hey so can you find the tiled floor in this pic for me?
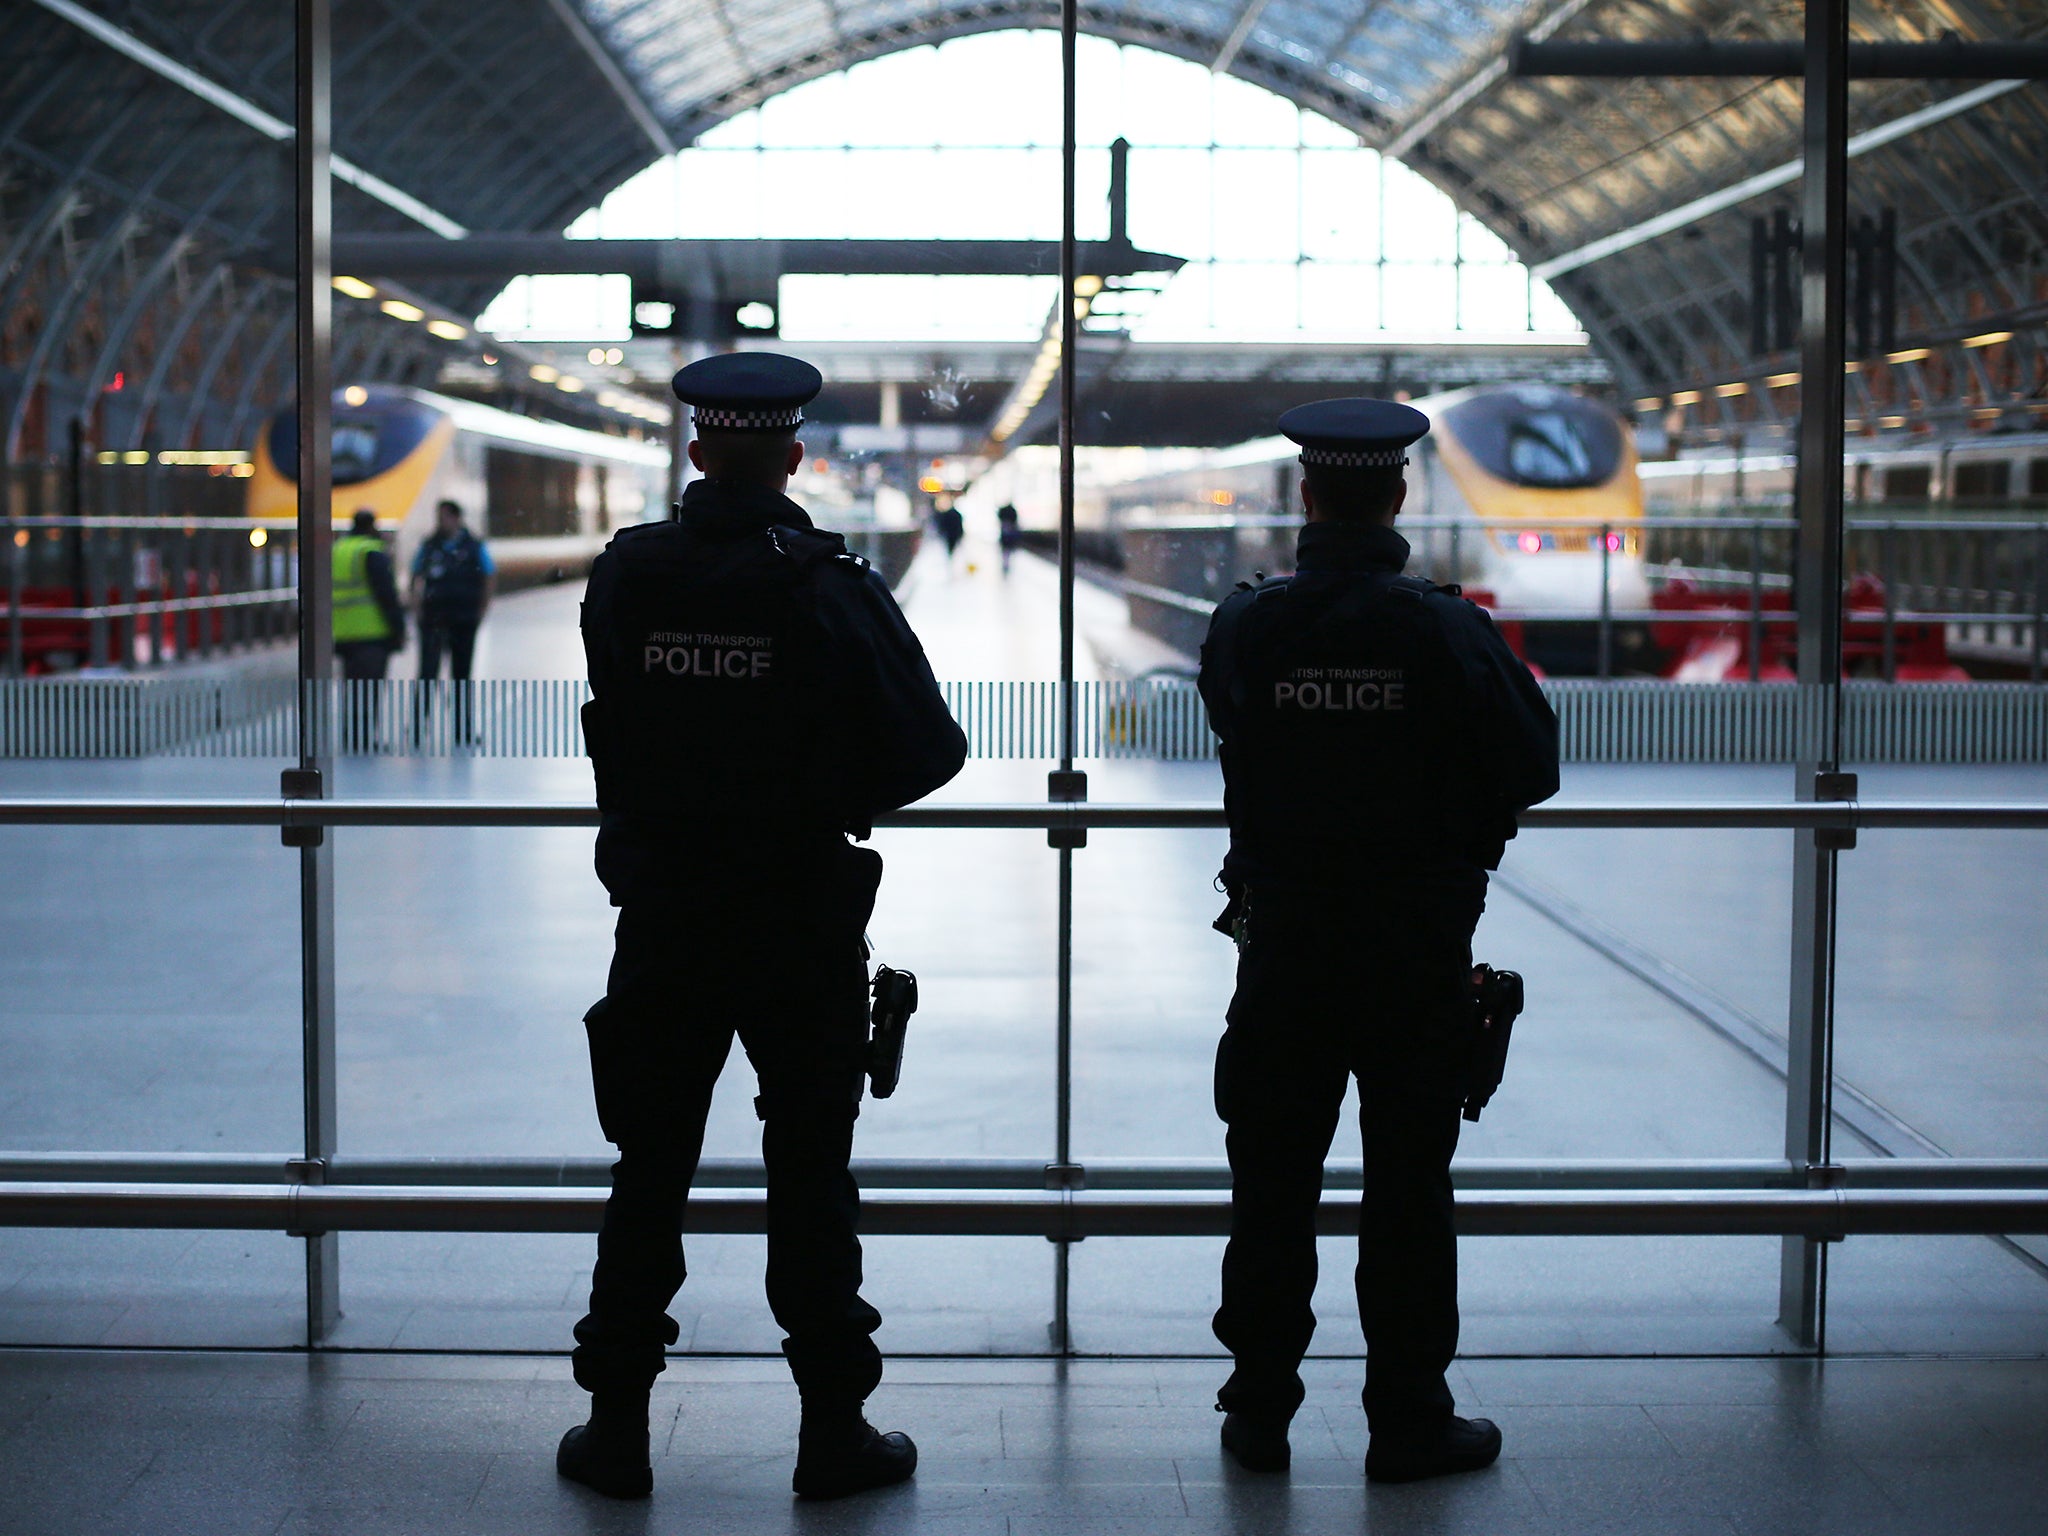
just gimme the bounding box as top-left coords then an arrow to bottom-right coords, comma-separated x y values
3,1349 -> 2045,1535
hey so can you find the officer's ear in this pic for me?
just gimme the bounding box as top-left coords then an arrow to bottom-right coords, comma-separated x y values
1387,478 -> 1409,520
785,439 -> 805,477
1299,477 -> 1317,520
686,439 -> 707,473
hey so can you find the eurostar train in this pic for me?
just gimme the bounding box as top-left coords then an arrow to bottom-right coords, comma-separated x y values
1093,385 -> 1649,673
248,385 -> 668,586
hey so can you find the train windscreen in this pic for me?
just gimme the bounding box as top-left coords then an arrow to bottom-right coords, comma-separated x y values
266,391 -> 439,485
1441,390 -> 1623,490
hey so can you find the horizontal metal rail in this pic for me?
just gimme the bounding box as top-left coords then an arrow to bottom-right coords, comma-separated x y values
0,587 -> 299,621
1,798 -> 2046,830
3,1181 -> 2043,1239
5,1153 -> 2045,1192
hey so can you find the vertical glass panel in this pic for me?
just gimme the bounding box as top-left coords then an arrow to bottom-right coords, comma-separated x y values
1380,162 -> 1458,261
1128,147 -> 1217,262
1460,262 -> 1531,330
1209,152 -> 1299,262
1301,149 -> 1382,261
1382,262 -> 1458,327
1300,262 -> 1381,332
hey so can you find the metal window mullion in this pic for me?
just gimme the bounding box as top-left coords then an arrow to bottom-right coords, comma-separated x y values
1780,0 -> 1850,1355
294,0 -> 339,1351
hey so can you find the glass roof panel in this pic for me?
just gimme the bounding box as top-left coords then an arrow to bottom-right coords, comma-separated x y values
576,0 -> 1549,143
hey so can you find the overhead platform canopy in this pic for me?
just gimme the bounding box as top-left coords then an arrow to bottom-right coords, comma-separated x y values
2,0 -> 2042,461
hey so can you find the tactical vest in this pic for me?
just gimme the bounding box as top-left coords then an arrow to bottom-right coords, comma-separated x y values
332,535 -> 392,643
1222,569 -> 1487,878
586,521 -> 862,839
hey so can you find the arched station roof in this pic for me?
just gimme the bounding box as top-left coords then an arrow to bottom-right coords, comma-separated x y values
3,0 -> 2044,463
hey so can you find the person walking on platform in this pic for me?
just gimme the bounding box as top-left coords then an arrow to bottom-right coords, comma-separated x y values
409,499 -> 494,743
331,508 -> 405,750
561,352 -> 967,1503
996,502 -> 1022,575
931,502 -> 964,570
1198,399 -> 1558,1484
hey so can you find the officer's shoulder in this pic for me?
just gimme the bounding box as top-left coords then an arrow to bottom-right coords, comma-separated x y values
1216,572 -> 1289,615
602,519 -> 677,556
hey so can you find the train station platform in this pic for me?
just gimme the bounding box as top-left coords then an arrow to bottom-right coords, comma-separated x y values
4,529 -> 2047,1533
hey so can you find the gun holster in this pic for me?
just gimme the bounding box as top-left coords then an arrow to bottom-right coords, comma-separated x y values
867,965 -> 919,1100
1463,964 -> 1525,1123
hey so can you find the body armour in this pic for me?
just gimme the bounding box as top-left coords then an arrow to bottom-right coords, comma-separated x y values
580,479 -> 966,905
1198,520 -> 1558,891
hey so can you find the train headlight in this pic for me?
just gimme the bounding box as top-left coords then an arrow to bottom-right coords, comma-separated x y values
1518,532 -> 1543,554
249,528 -> 268,548
1604,532 -> 1623,552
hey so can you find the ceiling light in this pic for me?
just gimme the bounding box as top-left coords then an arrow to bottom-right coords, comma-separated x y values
588,347 -> 607,365
341,384 -> 368,407
557,376 -> 584,392
1668,390 -> 1701,406
1073,275 -> 1103,298
333,276 -> 377,299
379,299 -> 424,322
1715,382 -> 1749,397
605,347 -> 624,365
1765,371 -> 1800,388
529,364 -> 559,383
1879,414 -> 1906,428
1885,347 -> 1931,364
1963,330 -> 2013,348
426,319 -> 467,340
1633,397 -> 1662,411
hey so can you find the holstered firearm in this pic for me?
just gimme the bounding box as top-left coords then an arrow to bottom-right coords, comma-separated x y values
1463,964 -> 1525,1123
867,965 -> 919,1099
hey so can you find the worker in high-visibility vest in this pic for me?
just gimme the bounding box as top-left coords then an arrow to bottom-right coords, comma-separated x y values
332,508 -> 405,681
332,509 -> 406,752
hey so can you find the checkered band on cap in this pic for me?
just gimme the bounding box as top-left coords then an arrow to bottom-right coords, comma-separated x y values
692,405 -> 804,430
1298,446 -> 1409,467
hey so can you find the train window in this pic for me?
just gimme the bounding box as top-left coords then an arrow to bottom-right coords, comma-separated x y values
332,423 -> 378,484
1882,465 -> 1931,503
1507,415 -> 1601,485
2030,459 -> 2048,498
485,447 -> 581,538
1441,389 -> 1622,489
1951,461 -> 2010,504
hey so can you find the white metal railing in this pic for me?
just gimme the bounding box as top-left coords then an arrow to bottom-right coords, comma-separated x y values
4,676 -> 2047,763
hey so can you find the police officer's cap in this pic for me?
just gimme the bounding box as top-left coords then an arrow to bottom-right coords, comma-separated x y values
671,352 -> 822,432
1278,397 -> 1429,468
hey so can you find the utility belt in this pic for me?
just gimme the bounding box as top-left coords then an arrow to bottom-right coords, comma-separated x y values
1212,882 -> 1526,1122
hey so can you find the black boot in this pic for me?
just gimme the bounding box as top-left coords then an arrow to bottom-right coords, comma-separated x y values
1220,1410 -> 1292,1473
1365,1414 -> 1502,1484
557,1389 -> 653,1500
792,1405 -> 917,1500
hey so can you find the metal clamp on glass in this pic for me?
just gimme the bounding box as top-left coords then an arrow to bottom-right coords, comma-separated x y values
1044,1161 -> 1086,1246
280,767 -> 324,847
1815,769 -> 1858,851
1048,768 -> 1087,848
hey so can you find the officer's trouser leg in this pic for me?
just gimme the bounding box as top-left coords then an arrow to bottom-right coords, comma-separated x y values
1212,1011 -> 1348,1421
742,944 -> 883,1408
1353,888 -> 1478,1436
572,992 -> 731,1395
1354,1072 -> 1463,1434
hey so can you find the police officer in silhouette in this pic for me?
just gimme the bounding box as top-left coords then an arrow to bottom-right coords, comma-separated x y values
560,353 -> 967,1502
1198,398 -> 1557,1484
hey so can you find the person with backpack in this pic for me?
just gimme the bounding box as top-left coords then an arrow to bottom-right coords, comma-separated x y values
409,499 -> 494,742
560,352 -> 966,1503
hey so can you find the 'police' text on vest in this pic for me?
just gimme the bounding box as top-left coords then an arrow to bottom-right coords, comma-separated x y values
643,631 -> 774,679
1274,666 -> 1406,712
